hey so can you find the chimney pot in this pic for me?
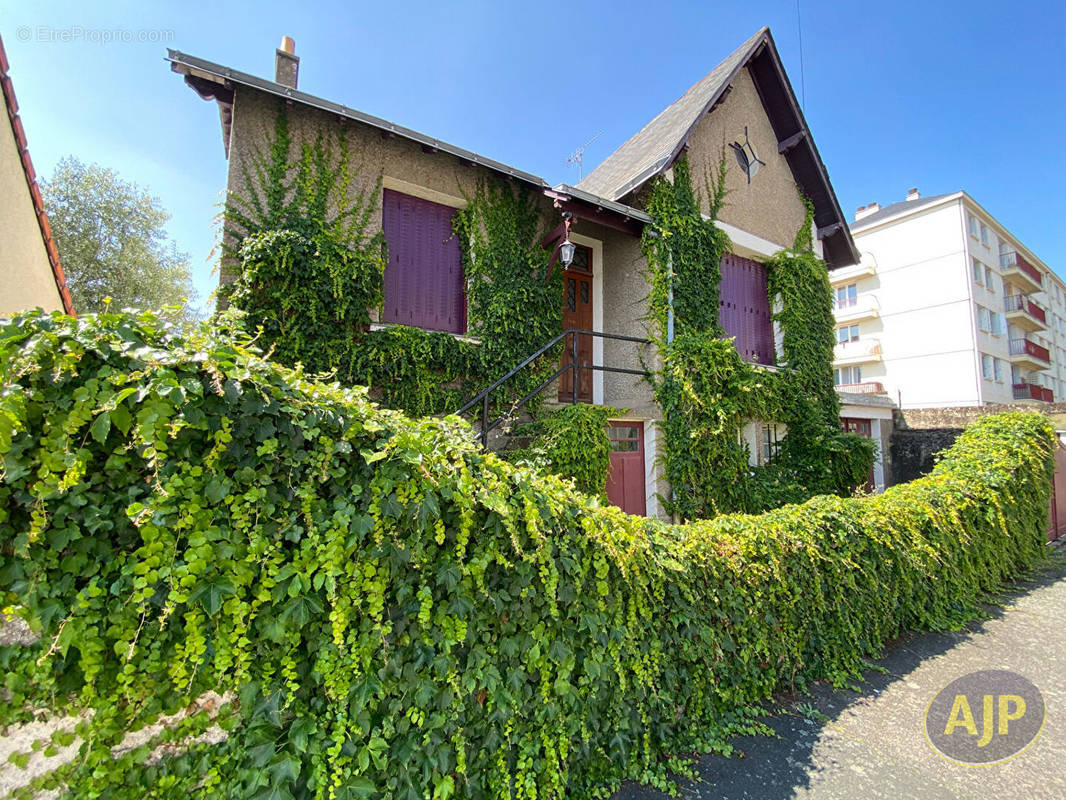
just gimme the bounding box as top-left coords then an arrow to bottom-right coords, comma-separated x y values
275,36 -> 299,89
906,187 -> 921,201
854,202 -> 881,222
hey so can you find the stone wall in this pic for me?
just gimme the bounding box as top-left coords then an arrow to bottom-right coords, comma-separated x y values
889,427 -> 965,484
897,403 -> 1066,431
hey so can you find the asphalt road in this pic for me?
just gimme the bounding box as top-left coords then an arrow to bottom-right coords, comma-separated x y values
614,549 -> 1066,800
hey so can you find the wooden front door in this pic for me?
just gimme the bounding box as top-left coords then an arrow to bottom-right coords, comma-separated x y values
606,421 -> 647,516
560,245 -> 593,403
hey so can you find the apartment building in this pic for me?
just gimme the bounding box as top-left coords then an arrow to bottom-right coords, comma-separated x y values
838,188 -> 1060,408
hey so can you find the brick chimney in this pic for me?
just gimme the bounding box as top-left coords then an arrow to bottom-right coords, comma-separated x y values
275,36 -> 299,89
906,187 -> 921,202
855,202 -> 881,222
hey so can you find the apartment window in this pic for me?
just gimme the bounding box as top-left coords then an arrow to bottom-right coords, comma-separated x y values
837,324 -> 860,343
993,358 -> 1005,382
982,353 -> 994,380
381,189 -> 466,334
984,266 -> 995,291
835,283 -> 858,309
968,215 -> 980,239
834,365 -> 862,386
972,258 -> 983,285
980,223 -> 990,246
977,305 -> 992,332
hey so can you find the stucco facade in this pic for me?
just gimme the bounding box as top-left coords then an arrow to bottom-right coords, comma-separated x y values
686,67 -> 808,250
0,83 -> 63,317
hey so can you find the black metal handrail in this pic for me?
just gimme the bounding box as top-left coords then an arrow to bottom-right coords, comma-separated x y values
456,328 -> 651,447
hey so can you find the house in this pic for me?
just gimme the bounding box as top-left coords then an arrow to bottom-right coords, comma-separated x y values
844,189 -> 1062,409
0,34 -> 75,317
169,27 -> 862,518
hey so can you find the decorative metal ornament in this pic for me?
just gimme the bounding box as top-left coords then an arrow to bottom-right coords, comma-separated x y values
730,126 -> 765,184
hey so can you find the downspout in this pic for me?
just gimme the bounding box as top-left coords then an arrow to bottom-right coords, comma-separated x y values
666,247 -> 675,344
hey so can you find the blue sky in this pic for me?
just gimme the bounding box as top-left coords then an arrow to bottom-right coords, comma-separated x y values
3,0 -> 1065,306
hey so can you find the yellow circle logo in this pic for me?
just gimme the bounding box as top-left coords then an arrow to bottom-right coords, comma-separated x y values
924,670 -> 1045,766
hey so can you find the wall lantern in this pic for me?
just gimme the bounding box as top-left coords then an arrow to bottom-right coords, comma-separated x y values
558,211 -> 575,267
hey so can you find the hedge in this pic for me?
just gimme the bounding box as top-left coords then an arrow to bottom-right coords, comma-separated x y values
0,311 -> 1055,799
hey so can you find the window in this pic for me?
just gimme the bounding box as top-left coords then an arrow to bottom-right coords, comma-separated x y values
994,358 -> 1004,382
982,353 -> 994,380
972,258 -> 983,284
719,253 -> 774,364
381,189 -> 466,334
977,305 -> 992,332
980,223 -> 990,246
759,423 -> 782,465
984,266 -> 995,291
835,283 -> 858,309
969,215 -> 980,239
834,365 -> 863,386
837,324 -> 860,343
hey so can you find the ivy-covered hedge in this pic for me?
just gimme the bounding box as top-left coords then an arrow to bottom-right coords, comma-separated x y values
0,311 -> 1055,799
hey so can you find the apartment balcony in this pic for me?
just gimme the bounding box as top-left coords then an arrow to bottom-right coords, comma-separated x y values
1012,383 -> 1055,403
1000,251 -> 1044,293
835,381 -> 886,395
1008,337 -> 1051,370
833,294 -> 880,324
1003,293 -> 1047,332
829,261 -> 875,285
834,338 -> 883,365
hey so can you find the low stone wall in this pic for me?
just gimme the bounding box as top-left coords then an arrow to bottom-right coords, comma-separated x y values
890,428 -> 965,484
898,403 -> 1066,430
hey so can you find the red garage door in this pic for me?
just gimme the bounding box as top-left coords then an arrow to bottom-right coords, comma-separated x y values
606,422 -> 646,516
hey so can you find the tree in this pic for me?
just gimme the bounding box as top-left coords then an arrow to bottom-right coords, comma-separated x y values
41,157 -> 199,317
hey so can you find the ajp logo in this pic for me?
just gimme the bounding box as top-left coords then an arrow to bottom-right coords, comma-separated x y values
924,670 -> 1045,765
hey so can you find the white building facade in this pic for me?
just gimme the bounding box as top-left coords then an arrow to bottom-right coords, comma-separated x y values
838,189 -> 1060,408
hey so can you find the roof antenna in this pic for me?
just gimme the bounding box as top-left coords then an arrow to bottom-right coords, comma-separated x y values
796,0 -> 806,110
567,132 -> 602,181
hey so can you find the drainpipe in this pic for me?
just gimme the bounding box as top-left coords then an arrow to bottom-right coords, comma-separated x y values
666,247 -> 675,344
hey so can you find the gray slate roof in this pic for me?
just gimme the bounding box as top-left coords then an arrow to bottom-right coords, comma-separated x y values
577,28 -> 766,201
849,193 -> 955,230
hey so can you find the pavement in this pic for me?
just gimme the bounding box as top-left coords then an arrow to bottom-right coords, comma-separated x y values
614,549 -> 1066,800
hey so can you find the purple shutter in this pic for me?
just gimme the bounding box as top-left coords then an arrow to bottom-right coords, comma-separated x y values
382,189 -> 465,333
719,253 -> 773,364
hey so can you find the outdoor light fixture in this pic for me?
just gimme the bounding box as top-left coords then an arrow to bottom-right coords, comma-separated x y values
558,211 -> 575,267
730,126 -> 765,184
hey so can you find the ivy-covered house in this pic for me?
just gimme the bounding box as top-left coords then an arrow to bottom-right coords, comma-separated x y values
169,27 -> 875,520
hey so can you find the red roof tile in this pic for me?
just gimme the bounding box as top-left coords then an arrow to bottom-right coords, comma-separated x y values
0,33 -> 75,315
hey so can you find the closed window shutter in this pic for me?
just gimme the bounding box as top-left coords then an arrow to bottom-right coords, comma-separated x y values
382,189 -> 466,333
719,253 -> 773,364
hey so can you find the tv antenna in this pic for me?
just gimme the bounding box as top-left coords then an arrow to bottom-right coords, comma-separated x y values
567,132 -> 602,181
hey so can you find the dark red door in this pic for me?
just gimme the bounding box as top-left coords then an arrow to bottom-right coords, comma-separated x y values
606,422 -> 647,516
560,244 -> 593,402
841,417 -> 875,490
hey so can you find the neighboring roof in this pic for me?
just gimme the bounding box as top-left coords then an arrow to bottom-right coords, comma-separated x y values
577,27 -> 860,269
849,193 -> 956,230
0,34 -> 75,315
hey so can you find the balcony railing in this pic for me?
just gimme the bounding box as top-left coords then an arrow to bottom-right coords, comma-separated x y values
1013,383 -> 1055,403
834,338 -> 883,363
833,294 -> 880,319
1009,337 -> 1051,364
835,381 -> 886,395
1003,293 -> 1047,324
1000,250 -> 1044,286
